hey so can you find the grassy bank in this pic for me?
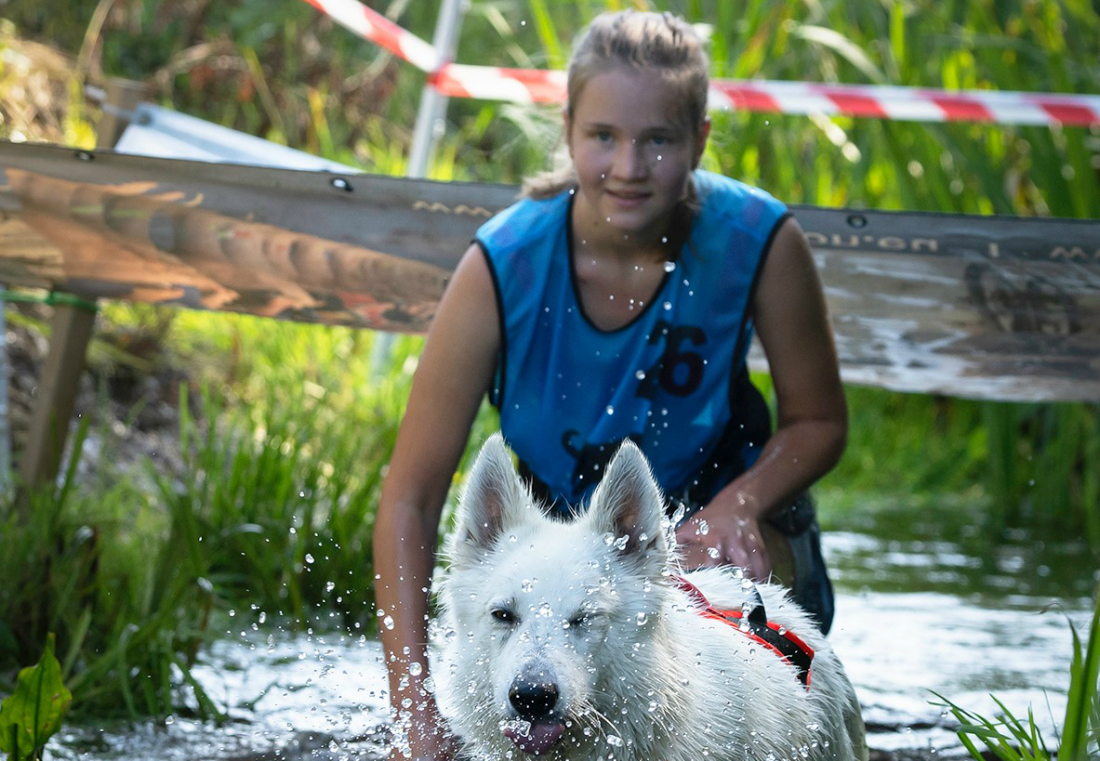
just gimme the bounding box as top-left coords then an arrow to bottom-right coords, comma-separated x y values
1,0 -> 1098,725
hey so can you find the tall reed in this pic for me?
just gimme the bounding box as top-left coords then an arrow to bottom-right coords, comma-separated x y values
0,416 -> 220,719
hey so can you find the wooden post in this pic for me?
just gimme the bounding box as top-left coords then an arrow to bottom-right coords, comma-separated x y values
16,77 -> 147,498
17,301 -> 98,491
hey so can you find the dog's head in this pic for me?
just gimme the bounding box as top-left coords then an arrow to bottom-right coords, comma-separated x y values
451,433 -> 668,570
440,434 -> 673,757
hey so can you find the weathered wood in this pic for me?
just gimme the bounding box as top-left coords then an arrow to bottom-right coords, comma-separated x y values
14,79 -> 147,497
16,300 -> 97,491
0,140 -> 1098,402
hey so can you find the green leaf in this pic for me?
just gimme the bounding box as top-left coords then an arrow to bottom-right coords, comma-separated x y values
788,24 -> 887,84
1061,580 -> 1100,761
526,0 -> 565,71
0,633 -> 73,760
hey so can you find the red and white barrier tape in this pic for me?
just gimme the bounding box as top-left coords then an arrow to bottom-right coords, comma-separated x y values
707,80 -> 1100,127
303,0 -> 1100,127
302,0 -> 438,72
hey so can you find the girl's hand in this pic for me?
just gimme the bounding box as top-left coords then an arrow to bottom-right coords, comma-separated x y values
674,497 -> 771,581
389,692 -> 460,761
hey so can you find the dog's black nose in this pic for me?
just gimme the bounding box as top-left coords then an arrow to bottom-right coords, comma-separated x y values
508,675 -> 559,720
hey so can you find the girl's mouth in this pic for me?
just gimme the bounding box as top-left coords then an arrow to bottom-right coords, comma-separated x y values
607,189 -> 651,206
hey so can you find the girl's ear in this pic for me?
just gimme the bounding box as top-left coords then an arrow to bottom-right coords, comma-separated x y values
693,118 -> 711,168
563,108 -> 575,159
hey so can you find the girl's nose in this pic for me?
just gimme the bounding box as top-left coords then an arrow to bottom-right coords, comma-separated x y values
613,141 -> 648,180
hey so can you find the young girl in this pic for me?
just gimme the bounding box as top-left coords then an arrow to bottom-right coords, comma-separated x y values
373,10 -> 847,760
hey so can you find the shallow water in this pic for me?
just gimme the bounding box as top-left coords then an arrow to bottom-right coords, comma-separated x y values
51,517 -> 1096,761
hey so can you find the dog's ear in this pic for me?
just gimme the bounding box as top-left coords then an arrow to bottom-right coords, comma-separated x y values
588,440 -> 666,560
454,433 -> 529,558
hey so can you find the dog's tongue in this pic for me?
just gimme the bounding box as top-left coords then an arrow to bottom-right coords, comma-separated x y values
504,720 -> 566,755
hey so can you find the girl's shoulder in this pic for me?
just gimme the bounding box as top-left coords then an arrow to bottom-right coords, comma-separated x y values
693,170 -> 787,224
476,189 -> 573,254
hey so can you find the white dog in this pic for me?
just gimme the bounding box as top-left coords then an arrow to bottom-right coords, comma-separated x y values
438,434 -> 868,761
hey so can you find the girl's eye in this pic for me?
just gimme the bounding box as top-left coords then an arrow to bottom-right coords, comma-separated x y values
651,135 -> 670,146
595,131 -> 613,142
491,608 -> 516,624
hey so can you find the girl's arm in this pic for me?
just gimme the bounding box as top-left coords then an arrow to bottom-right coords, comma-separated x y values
374,243 -> 501,760
675,216 -> 847,578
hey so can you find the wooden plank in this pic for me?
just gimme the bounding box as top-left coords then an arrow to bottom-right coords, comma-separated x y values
0,140 -> 1098,402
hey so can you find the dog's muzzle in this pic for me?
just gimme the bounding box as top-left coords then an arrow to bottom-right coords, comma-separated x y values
508,674 -> 559,720
504,670 -> 567,755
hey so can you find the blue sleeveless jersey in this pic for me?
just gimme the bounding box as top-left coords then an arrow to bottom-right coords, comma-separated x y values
477,170 -> 789,513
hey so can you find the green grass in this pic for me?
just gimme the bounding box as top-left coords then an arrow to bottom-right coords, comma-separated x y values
0,416 -> 221,719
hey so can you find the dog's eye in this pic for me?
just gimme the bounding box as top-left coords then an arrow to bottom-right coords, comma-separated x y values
491,608 -> 516,624
566,615 -> 589,629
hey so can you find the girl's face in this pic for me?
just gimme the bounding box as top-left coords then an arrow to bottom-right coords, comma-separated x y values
566,66 -> 708,247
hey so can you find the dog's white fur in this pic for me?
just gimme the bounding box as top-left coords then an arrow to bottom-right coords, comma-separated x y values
438,434 -> 868,761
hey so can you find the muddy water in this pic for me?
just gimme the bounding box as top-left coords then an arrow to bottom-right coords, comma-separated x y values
51,510 -> 1096,761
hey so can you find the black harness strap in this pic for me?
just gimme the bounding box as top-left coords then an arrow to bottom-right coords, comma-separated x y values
673,576 -> 815,688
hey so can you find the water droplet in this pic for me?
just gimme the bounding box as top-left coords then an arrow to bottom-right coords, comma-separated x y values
305,553 -> 315,564
606,405 -> 615,415
164,715 -> 175,726
383,615 -> 395,630
607,735 -> 624,747
635,370 -> 646,380
409,662 -> 423,676
662,301 -> 672,310
636,612 -> 648,625
663,261 -> 676,272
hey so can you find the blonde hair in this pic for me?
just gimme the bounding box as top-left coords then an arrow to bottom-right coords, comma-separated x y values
523,10 -> 710,209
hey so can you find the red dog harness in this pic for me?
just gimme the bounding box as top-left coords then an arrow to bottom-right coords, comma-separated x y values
672,576 -> 815,688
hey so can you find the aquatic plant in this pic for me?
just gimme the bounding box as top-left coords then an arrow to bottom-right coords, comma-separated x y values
933,581 -> 1100,761
0,634 -> 71,761
0,415 -> 220,719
